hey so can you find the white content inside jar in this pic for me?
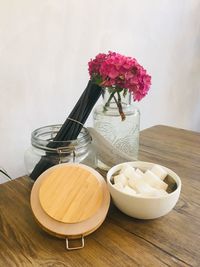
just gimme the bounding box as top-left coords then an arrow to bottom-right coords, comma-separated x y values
112,164 -> 176,197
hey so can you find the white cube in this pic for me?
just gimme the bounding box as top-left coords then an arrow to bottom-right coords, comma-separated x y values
151,165 -> 168,180
113,182 -> 124,191
134,179 -> 156,195
122,166 -> 136,180
114,173 -> 127,187
123,185 -> 137,196
135,168 -> 144,177
143,170 -> 168,191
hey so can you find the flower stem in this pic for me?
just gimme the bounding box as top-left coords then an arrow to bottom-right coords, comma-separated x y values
113,92 -> 126,121
104,91 -> 115,107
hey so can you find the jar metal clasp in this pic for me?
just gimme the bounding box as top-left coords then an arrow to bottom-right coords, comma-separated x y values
56,146 -> 76,164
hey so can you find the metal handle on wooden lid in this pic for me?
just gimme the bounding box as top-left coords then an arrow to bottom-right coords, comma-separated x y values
66,236 -> 85,250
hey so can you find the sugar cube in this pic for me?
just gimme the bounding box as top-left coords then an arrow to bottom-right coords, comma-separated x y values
114,173 -> 127,186
134,179 -> 156,195
143,170 -> 168,191
151,165 -> 168,180
135,168 -> 144,177
123,185 -> 137,195
114,182 -> 124,191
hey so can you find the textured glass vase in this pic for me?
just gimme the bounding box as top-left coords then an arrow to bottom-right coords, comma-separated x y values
93,88 -> 140,170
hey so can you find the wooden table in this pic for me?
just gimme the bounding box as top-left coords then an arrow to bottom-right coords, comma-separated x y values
0,125 -> 200,267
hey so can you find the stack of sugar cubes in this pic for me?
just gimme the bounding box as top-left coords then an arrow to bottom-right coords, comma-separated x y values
113,164 -> 169,197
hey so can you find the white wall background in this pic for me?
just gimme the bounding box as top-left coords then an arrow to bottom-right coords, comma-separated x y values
0,0 -> 200,178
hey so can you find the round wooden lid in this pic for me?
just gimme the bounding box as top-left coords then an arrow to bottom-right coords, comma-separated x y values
30,163 -> 110,239
39,165 -> 103,223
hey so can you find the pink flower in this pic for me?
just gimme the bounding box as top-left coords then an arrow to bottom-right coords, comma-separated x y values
88,51 -> 151,102
88,53 -> 107,77
88,51 -> 151,120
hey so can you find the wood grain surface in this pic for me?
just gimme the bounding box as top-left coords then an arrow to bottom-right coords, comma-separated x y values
39,164 -> 103,223
30,164 -> 110,239
0,125 -> 200,266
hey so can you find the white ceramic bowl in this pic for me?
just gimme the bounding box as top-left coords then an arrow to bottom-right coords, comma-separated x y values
107,161 -> 181,219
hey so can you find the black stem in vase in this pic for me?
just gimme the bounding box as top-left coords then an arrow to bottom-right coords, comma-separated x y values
30,80 -> 102,181
113,93 -> 125,121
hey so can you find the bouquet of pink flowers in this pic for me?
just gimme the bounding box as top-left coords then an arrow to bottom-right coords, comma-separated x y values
88,51 -> 151,120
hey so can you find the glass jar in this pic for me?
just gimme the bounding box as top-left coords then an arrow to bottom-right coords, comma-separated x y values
24,124 -> 96,175
93,88 -> 140,170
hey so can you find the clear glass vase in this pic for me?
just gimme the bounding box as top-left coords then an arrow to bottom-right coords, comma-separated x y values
93,88 -> 140,170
